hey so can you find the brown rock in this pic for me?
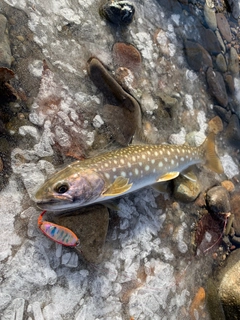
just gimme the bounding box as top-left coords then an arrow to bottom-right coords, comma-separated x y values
173,173 -> 201,202
221,180 -> 235,192
185,40 -> 213,71
113,42 -> 141,74
206,186 -> 231,216
54,205 -> 109,263
228,47 -> 239,75
199,27 -> 221,55
224,74 -> 235,95
216,13 -> 232,42
206,67 -> 228,107
230,192 -> 240,236
208,116 -> 223,134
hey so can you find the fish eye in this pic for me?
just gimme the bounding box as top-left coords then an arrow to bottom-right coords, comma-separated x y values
54,183 -> 69,194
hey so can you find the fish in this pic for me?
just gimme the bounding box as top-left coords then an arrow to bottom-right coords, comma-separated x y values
35,133 -> 223,211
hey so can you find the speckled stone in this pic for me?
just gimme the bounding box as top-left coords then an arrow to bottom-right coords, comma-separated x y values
206,186 -> 231,216
228,47 -> 239,75
206,67 -> 228,107
173,173 -> 201,202
185,40 -> 213,71
204,4 -> 217,31
216,53 -> 227,73
216,13 -> 232,42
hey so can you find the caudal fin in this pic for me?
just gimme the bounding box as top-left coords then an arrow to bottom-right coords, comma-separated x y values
201,133 -> 223,174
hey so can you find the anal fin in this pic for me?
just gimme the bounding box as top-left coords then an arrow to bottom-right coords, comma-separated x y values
156,172 -> 179,182
103,176 -> 132,196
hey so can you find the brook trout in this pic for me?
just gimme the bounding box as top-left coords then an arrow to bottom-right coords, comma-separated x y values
35,133 -> 223,211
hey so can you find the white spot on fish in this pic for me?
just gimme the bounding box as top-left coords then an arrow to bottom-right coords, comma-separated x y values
142,154 -> 146,160
154,151 -> 158,156
105,163 -> 109,167
145,165 -> 150,171
120,159 -> 125,164
114,160 -> 118,164
151,159 -> 155,164
164,157 -> 168,162
180,157 -> 185,161
112,168 -> 116,172
105,173 -> 110,179
167,151 -> 170,155
135,168 -> 139,175
159,162 -> 163,167
139,162 -> 142,166
121,171 -> 126,177
132,156 -> 136,161
171,159 -> 174,165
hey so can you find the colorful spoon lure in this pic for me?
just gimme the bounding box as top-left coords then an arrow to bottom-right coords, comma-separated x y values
38,210 -> 80,247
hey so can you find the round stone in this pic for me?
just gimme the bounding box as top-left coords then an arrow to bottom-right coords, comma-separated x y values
100,1 -> 135,26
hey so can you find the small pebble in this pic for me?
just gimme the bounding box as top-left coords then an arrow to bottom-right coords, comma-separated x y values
221,180 -> 235,192
100,1 -> 135,26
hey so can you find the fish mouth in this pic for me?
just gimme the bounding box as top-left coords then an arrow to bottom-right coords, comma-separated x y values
36,199 -> 84,212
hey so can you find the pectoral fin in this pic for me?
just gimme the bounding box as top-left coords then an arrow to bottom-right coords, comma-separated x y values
103,176 -> 132,196
181,170 -> 197,181
156,172 -> 179,182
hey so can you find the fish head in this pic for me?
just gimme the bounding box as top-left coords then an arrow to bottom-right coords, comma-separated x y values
34,166 -> 106,211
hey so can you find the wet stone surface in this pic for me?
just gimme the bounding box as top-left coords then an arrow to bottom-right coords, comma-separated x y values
0,0 -> 240,319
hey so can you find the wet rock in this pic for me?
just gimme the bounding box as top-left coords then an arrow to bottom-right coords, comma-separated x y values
100,1 -> 135,26
207,278 -> 226,320
54,205 -> 109,263
208,116 -> 223,134
216,53 -> 227,73
204,4 -> 217,31
228,47 -> 239,75
215,30 -> 226,53
221,180 -> 235,193
113,42 -> 141,74
0,14 -> 12,67
206,67 -> 228,107
230,192 -> 240,236
185,40 -> 213,71
173,173 -> 201,202
206,186 -> 231,216
226,0 -> 240,19
213,105 -> 231,122
218,249 -> 240,319
225,114 -> 240,148
115,67 -> 136,90
224,74 -> 235,95
216,13 -> 232,42
199,27 -> 221,55
87,57 -> 142,146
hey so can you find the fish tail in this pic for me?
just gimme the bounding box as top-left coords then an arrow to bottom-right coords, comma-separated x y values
200,133 -> 223,174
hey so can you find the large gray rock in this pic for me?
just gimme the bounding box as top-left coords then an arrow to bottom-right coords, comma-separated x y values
185,40 -> 213,71
228,47 -> 239,75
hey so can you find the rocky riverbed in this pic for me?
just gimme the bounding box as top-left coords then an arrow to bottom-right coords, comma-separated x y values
0,0 -> 240,319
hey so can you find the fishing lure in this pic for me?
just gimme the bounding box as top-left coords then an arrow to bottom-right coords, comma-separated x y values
38,210 -> 80,247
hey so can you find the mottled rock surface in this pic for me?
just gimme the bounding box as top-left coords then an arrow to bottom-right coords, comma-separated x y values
173,173 -> 201,202
228,47 -> 239,75
216,13 -> 232,42
204,4 -> 217,30
0,14 -> 12,67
